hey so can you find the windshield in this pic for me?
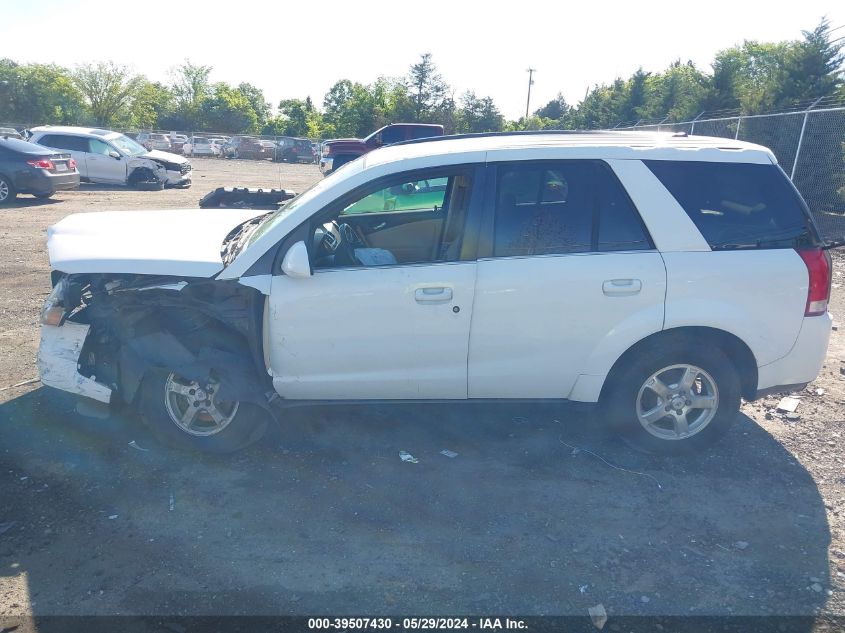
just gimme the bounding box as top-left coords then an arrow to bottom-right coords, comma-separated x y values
245,163 -> 359,247
110,134 -> 148,157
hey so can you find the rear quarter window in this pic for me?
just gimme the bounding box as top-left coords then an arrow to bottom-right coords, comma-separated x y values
644,160 -> 816,249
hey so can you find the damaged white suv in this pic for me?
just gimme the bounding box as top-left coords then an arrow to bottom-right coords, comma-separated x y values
29,126 -> 191,189
37,132 -> 833,454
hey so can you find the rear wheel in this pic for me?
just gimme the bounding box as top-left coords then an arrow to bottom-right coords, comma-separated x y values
0,176 -> 16,205
34,192 -> 54,199
138,368 -> 269,453
603,343 -> 740,454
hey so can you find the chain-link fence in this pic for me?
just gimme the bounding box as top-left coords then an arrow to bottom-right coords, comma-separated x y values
613,102 -> 845,244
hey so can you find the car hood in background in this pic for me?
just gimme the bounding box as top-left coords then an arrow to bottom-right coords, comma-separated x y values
47,209 -> 265,277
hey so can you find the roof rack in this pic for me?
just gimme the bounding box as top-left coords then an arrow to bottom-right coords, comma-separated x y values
389,129 -> 664,148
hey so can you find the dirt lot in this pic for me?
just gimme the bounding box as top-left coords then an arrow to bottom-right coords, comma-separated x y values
0,157 -> 844,628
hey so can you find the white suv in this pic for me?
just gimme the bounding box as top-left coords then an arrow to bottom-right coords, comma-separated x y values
36,132 -> 833,454
29,127 -> 191,188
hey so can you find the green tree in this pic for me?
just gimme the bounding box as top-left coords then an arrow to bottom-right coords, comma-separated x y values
457,92 -> 504,133
407,53 -> 449,121
200,83 -> 258,133
237,82 -> 270,128
72,62 -> 144,126
275,98 -> 314,136
170,60 -> 212,129
126,80 -> 174,129
534,92 -> 571,121
0,59 -> 86,125
778,18 -> 844,105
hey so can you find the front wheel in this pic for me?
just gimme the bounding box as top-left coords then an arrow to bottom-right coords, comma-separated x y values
603,344 -> 741,455
138,369 -> 269,453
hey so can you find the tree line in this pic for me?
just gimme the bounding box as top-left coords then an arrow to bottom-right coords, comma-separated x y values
0,19 -> 841,139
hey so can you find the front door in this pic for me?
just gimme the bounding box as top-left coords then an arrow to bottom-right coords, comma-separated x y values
84,138 -> 127,184
267,167 -> 482,400
468,160 -> 667,400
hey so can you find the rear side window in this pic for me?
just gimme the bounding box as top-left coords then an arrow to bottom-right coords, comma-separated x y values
644,160 -> 815,249
493,160 -> 652,257
38,134 -> 88,152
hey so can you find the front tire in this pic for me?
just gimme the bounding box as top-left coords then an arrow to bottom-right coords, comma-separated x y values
138,369 -> 269,453
603,344 -> 741,455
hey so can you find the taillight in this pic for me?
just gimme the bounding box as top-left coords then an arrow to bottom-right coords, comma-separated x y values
68,158 -> 77,170
797,248 -> 832,316
27,158 -> 55,170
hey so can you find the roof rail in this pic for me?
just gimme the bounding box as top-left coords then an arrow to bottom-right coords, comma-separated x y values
388,129 -> 661,148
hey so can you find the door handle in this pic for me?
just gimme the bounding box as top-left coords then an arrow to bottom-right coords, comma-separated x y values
602,279 -> 642,296
414,287 -> 453,303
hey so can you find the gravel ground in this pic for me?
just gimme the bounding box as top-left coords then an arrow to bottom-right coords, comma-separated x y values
0,157 -> 843,628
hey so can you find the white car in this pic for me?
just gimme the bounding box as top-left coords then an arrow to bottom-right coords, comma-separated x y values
29,126 -> 191,188
37,132 -> 832,454
183,137 -> 221,157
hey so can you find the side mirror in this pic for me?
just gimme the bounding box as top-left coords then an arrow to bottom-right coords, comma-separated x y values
108,150 -> 121,159
281,241 -> 311,278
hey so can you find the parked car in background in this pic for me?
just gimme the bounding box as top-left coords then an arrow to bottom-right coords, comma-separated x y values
35,131 -> 832,455
136,132 -> 173,152
0,127 -> 24,140
0,136 -> 80,205
274,137 -> 315,163
29,126 -> 191,188
320,123 -> 444,174
222,136 -> 267,160
183,137 -> 222,157
170,133 -> 189,154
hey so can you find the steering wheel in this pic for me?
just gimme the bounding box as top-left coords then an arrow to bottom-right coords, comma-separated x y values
329,222 -> 365,266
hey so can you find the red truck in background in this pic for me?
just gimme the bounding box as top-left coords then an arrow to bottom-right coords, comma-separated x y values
319,123 -> 444,175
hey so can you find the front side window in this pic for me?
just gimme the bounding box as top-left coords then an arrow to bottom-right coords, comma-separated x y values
312,170 -> 474,269
341,177 -> 448,215
492,161 -> 651,257
88,138 -> 112,155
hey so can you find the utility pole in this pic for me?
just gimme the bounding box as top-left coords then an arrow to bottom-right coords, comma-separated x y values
525,68 -> 536,120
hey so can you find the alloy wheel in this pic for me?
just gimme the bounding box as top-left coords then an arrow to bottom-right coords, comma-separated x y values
635,364 -> 719,440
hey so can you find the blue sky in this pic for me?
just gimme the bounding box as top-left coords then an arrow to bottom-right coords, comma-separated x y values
1,0 -> 842,119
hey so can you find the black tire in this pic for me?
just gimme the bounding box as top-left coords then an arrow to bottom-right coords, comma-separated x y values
34,192 -> 54,199
602,343 -> 741,455
0,175 -> 16,206
137,368 -> 269,453
128,167 -> 164,191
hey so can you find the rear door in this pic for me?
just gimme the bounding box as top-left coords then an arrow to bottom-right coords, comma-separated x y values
36,134 -> 89,178
468,160 -> 666,401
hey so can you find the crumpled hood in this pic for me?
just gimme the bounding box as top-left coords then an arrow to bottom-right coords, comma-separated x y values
48,209 -> 265,277
142,149 -> 189,165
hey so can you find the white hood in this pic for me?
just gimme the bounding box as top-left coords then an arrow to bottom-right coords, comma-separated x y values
48,209 -> 265,277
143,149 -> 189,164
